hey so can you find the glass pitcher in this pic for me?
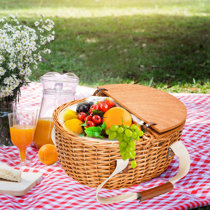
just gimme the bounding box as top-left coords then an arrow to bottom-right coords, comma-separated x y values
33,72 -> 79,149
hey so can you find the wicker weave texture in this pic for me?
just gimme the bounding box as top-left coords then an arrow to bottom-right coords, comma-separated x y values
53,98 -> 183,189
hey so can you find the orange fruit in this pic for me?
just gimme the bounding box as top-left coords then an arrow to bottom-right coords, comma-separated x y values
38,144 -> 58,165
103,107 -> 132,129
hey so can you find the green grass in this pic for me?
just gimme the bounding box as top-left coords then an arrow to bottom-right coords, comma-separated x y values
1,0 -> 210,93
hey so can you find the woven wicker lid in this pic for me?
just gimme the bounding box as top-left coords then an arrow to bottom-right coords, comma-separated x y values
96,84 -> 187,134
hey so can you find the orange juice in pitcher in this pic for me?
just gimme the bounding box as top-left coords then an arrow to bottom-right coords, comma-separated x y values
33,118 -> 54,149
33,72 -> 78,149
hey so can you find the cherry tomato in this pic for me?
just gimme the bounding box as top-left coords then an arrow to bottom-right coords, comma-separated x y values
97,101 -> 105,105
105,99 -> 115,109
92,115 -> 101,125
86,121 -> 95,128
78,112 -> 87,121
89,104 -> 99,114
85,115 -> 92,122
95,104 -> 100,110
99,103 -> 109,113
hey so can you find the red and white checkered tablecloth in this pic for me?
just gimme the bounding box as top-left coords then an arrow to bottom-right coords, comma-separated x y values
0,82 -> 209,209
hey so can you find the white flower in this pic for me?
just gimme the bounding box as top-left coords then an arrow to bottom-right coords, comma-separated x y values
8,63 -> 16,70
31,46 -> 37,51
19,69 -> 25,75
18,63 -> 23,69
38,55 -> 42,61
29,57 -> 33,63
38,28 -> 44,33
25,67 -> 31,76
43,49 -> 51,54
16,43 -> 22,50
1,34 -> 7,40
25,58 -> 29,63
22,39 -> 28,45
4,76 -> 13,85
43,25 -> 53,31
34,21 -> 39,27
9,14 -> 15,19
7,48 -> 15,54
24,77 -> 30,83
0,17 -> 6,23
45,19 -> 51,23
3,23 -> 9,29
47,36 -> 51,42
10,84 -> 16,90
5,85 -> 13,94
0,55 -> 5,63
0,67 -> 6,76
0,16 -> 54,99
21,50 -> 26,55
13,78 -> 20,86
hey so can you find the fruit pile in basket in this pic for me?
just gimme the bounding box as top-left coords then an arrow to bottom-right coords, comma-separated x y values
62,98 -> 144,168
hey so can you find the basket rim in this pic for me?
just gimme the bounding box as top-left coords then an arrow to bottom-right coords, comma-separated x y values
55,96 -> 148,143
53,97 -> 154,145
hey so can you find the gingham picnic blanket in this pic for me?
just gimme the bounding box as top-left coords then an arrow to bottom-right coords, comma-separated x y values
0,82 -> 209,209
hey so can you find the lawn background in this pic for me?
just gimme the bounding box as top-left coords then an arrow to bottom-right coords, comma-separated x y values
0,0 -> 210,93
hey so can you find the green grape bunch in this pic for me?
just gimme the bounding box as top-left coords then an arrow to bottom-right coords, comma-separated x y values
106,124 -> 144,168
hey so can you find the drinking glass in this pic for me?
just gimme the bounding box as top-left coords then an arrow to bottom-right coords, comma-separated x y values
8,109 -> 38,164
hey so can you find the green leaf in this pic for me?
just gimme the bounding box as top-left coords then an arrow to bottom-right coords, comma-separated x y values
93,132 -> 103,138
81,121 -> 87,127
79,133 -> 85,137
85,130 -> 93,136
85,127 -> 103,138
84,123 -> 107,139
101,122 -> 107,130
85,126 -> 102,132
92,110 -> 104,117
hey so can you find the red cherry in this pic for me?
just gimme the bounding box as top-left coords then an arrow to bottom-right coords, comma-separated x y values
85,115 -> 92,122
105,98 -> 115,109
86,121 -> 95,128
78,112 -> 87,121
99,103 -> 109,113
92,115 -> 101,125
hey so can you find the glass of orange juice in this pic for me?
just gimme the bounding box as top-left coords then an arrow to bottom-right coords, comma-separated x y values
8,109 -> 38,164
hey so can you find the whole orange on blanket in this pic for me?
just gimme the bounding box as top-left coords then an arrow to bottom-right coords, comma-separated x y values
38,144 -> 58,165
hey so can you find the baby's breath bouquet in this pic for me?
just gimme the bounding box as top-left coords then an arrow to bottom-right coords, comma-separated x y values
0,15 -> 54,101
0,15 -> 55,145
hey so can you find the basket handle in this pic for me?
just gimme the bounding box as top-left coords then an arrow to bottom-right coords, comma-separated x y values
96,141 -> 190,204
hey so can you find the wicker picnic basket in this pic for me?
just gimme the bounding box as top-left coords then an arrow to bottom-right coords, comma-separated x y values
53,84 -> 187,193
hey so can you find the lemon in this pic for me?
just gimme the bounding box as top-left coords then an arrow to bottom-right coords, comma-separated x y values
64,119 -> 83,134
63,109 -> 77,122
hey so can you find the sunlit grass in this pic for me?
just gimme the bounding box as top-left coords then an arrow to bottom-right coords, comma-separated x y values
0,0 -> 209,93
1,0 -> 210,18
0,7 -> 209,19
